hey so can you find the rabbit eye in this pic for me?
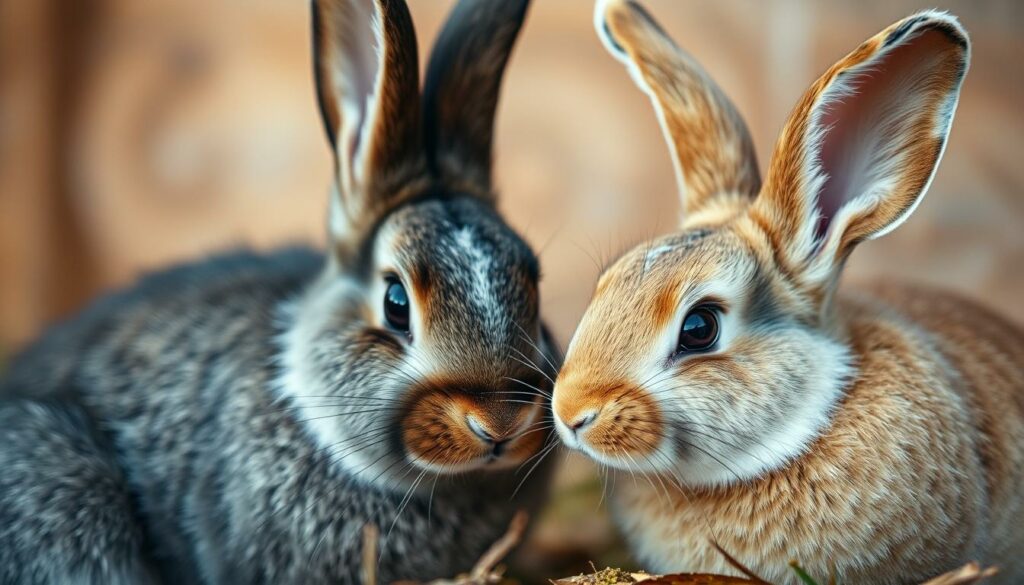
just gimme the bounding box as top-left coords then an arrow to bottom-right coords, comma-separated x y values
383,278 -> 411,334
677,306 -> 719,352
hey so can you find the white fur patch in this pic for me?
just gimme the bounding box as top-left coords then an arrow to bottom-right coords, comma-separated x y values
273,275 -> 414,485
274,281 -> 361,464
453,227 -> 500,327
643,244 -> 676,272
666,331 -> 854,487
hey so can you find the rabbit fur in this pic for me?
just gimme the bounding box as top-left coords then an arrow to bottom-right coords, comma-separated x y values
0,0 -> 558,583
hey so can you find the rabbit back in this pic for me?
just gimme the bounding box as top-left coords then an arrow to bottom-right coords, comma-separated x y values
866,283 -> 1024,578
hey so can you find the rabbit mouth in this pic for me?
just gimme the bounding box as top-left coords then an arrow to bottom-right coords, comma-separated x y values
403,434 -> 541,474
402,394 -> 548,475
553,382 -> 672,473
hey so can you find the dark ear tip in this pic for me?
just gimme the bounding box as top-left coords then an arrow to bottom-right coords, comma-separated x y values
623,0 -> 668,37
885,11 -> 970,55
596,0 -> 676,56
594,0 -> 629,55
927,19 -> 971,55
601,21 -> 626,54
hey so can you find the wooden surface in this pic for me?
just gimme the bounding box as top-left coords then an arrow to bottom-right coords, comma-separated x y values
1,0 -> 1022,352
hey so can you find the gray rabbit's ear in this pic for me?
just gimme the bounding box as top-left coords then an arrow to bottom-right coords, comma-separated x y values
596,0 -> 761,220
312,0 -> 428,253
422,0 -> 531,202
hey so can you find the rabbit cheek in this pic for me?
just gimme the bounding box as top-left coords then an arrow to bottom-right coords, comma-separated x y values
401,393 -> 480,471
556,384 -> 664,465
587,388 -> 664,460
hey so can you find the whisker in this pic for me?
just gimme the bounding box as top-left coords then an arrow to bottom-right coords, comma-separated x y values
513,322 -> 560,376
511,440 -> 559,499
292,408 -> 404,425
508,348 -> 555,385
503,377 -> 551,399
497,399 -> 543,406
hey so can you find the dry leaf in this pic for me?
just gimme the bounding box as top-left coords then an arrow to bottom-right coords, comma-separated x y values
553,567 -> 757,585
640,575 -> 760,585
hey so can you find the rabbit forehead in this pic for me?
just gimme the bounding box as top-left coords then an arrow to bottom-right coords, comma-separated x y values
565,227 -> 756,379
377,197 -> 541,370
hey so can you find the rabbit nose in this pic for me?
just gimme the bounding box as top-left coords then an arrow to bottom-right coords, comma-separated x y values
467,416 -> 494,442
467,416 -> 511,455
567,410 -> 598,435
467,415 -> 510,443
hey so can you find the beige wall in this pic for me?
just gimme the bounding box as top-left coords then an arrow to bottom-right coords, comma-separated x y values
2,0 -> 1022,355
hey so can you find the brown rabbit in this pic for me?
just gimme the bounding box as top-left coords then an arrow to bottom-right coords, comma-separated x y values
551,1 -> 1024,583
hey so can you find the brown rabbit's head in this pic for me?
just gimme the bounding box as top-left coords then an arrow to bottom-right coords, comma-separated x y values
277,0 -> 555,488
553,0 -> 969,486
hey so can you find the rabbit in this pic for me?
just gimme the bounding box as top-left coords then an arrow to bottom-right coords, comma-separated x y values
551,1 -> 1024,583
0,0 -> 559,583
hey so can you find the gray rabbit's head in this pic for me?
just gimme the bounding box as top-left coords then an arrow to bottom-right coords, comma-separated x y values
276,0 -> 554,488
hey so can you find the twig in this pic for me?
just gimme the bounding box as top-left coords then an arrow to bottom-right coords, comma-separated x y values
389,510 -> 529,585
470,510 -> 529,581
920,562 -> 998,585
710,541 -> 772,584
363,523 -> 379,585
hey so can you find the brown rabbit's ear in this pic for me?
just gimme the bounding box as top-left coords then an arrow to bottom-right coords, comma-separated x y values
596,0 -> 761,219
422,0 -> 531,202
751,11 -> 970,283
313,0 -> 427,254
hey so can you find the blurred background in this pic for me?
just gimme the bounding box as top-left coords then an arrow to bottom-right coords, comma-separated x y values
1,0 -> 1021,577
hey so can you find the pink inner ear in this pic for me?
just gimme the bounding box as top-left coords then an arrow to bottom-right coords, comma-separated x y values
814,29 -> 952,242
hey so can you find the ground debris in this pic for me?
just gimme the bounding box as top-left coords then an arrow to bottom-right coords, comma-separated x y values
366,510 -> 528,585
553,563 -> 998,585
551,566 -> 650,584
362,512 -> 996,585
552,568 -> 754,584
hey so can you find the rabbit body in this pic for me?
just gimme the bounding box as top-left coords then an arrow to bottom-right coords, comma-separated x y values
0,250 -> 541,584
554,2 -> 1023,582
611,284 -> 1024,584
0,0 -> 555,579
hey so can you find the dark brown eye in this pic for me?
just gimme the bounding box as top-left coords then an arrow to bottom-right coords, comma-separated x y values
384,279 -> 411,334
678,306 -> 719,352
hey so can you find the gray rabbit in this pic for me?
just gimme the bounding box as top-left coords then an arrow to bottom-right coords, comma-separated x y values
0,0 -> 558,583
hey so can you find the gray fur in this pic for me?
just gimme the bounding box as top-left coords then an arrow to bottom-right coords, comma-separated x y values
0,0 -> 555,581
0,245 -> 553,584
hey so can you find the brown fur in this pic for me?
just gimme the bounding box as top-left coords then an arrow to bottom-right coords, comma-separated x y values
602,0 -> 761,215
402,382 -> 545,469
614,288 -> 1023,584
555,381 -> 662,459
752,23 -> 969,279
556,4 -> 1021,582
